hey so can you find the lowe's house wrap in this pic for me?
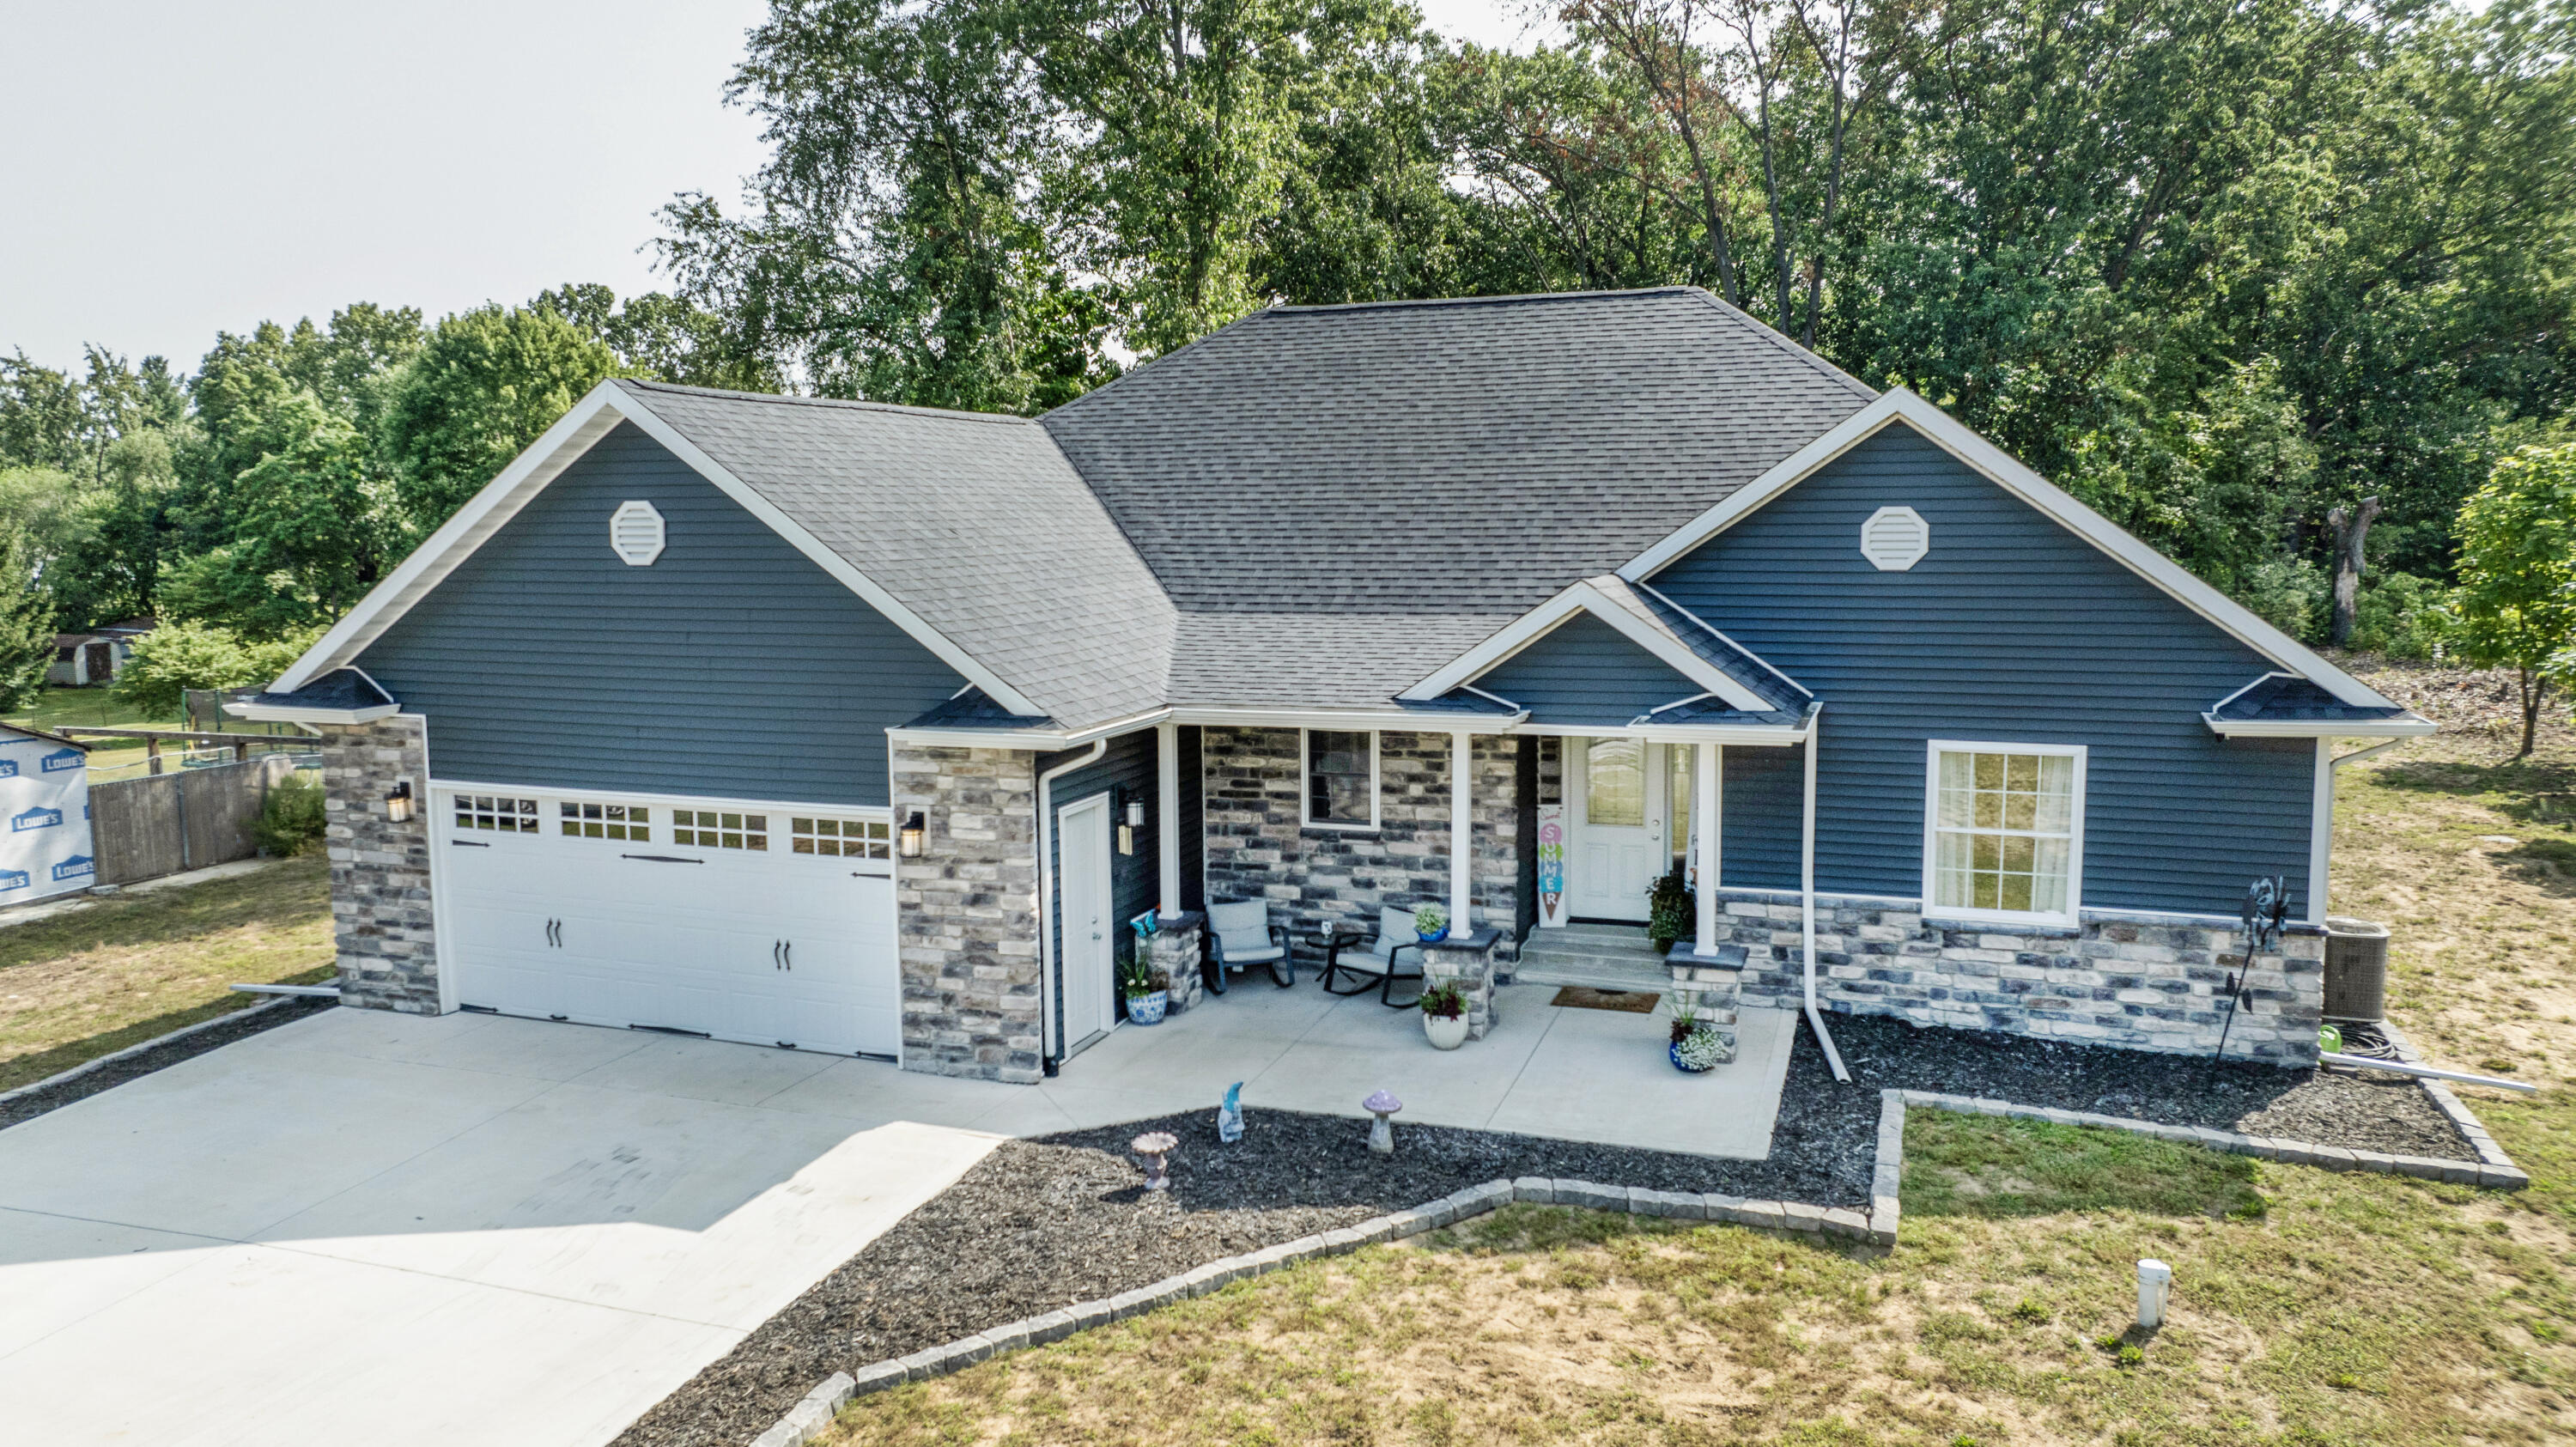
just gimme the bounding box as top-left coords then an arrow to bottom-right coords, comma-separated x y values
0,728 -> 94,902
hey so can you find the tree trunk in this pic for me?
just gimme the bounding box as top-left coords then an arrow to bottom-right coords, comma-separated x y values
2327,496 -> 2380,649
2518,667 -> 2546,760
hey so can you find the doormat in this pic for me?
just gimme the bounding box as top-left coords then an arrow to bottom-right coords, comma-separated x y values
1550,986 -> 1661,1014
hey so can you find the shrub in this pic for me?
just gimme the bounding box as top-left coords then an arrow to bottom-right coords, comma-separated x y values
1646,864 -> 1694,951
2346,571 -> 2458,659
2239,555 -> 2329,643
252,770 -> 326,857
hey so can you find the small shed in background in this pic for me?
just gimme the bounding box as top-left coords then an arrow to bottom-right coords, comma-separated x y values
0,725 -> 94,901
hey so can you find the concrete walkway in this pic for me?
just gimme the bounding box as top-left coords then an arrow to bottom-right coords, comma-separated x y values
0,981 -> 1793,1446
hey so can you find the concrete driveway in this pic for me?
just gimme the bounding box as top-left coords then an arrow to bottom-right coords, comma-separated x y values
0,1008 -> 1012,1447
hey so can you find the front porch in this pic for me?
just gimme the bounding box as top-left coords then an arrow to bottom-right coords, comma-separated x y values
1044,977 -> 1799,1160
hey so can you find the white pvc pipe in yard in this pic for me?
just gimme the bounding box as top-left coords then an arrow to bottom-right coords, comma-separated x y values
1801,703 -> 1850,1082
2319,1050 -> 2537,1093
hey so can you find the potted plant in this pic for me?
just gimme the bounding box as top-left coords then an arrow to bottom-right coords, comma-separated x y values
1646,865 -> 1694,953
1419,980 -> 1470,1049
1121,958 -> 1170,1025
1412,903 -> 1449,945
1665,996 -> 1725,1073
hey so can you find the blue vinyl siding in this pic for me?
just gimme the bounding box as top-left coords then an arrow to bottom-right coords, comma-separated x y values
1652,422 -> 2316,918
355,422 -> 966,806
1046,728 -> 1161,1049
1479,611 -> 1707,725
1719,743 -> 1802,892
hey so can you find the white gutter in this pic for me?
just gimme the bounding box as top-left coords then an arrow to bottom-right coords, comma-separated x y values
1033,739 -> 1108,1072
1800,703 -> 1850,1082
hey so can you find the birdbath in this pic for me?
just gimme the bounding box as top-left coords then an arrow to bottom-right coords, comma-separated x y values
1131,1131 -> 1179,1191
1364,1091 -> 1403,1155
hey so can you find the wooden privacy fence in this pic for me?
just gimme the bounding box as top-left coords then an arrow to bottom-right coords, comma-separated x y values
91,754 -> 303,885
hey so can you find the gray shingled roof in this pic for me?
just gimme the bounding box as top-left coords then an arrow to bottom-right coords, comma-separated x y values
1040,288 -> 1876,622
617,380 -> 1176,728
2212,673 -> 2409,723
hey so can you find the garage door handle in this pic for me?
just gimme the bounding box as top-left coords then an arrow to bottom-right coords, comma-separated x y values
783,941 -> 792,970
621,854 -> 704,864
453,840 -> 489,848
850,870 -> 890,879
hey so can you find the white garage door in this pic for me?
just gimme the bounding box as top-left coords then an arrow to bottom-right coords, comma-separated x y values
434,786 -> 899,1057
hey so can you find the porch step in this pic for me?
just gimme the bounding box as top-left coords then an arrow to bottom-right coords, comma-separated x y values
1511,925 -> 1673,995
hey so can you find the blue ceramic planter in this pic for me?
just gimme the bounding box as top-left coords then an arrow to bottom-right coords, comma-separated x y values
1416,928 -> 1449,945
1126,990 -> 1169,1025
1668,1040 -> 1715,1073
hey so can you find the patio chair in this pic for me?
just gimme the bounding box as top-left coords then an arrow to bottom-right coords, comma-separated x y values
1321,905 -> 1426,1007
1205,901 -> 1296,994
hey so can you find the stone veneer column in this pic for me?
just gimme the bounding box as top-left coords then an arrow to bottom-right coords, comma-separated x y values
319,716 -> 439,1013
891,743 -> 1043,1082
1147,914 -> 1206,1013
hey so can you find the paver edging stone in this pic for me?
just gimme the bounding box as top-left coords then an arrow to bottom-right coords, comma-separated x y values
736,1169 -> 1896,1445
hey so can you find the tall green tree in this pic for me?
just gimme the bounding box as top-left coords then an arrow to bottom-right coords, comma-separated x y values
377,303 -> 621,532
2453,442 -> 2576,758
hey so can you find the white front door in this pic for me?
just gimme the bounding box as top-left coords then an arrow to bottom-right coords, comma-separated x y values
1057,793 -> 1115,1052
1569,737 -> 1667,921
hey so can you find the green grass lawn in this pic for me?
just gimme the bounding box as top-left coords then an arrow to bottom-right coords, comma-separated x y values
0,856 -> 334,1091
819,720 -> 2576,1446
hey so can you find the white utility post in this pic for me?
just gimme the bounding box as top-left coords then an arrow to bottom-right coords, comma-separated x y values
2137,1259 -> 2172,1329
1693,742 -> 1722,955
1156,720 -> 1182,919
1449,729 -> 1473,933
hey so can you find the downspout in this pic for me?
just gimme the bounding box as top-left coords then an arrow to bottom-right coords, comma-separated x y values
1801,703 -> 1850,1082
1034,739 -> 1108,1076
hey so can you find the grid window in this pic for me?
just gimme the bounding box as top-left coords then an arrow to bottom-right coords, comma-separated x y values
453,794 -> 538,833
1304,731 -> 1376,827
792,817 -> 890,859
559,801 -> 649,842
671,809 -> 767,850
1929,747 -> 2079,917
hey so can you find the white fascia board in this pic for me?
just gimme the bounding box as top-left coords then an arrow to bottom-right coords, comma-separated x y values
1397,580 -> 1771,710
1616,389 -> 2403,711
222,700 -> 400,726
2202,713 -> 2438,739
274,380 -> 1046,719
274,386 -> 630,691
887,708 -> 1175,752
1166,704 -> 1528,732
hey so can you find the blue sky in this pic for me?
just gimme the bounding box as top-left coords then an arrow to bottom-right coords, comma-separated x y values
1,0 -> 1556,372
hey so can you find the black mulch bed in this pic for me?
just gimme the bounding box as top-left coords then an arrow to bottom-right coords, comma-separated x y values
0,995 -> 334,1131
615,1011 -> 2476,1447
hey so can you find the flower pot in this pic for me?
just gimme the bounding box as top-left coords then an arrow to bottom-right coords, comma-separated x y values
1424,1012 -> 1470,1050
1668,1040 -> 1716,1073
1126,990 -> 1169,1026
1416,927 -> 1449,945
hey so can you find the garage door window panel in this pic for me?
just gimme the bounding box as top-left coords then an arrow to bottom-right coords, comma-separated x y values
674,810 -> 767,850
560,802 -> 650,841
793,817 -> 890,858
454,794 -> 538,832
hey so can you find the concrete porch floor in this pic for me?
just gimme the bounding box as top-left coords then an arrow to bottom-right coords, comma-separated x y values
1042,976 -> 1799,1160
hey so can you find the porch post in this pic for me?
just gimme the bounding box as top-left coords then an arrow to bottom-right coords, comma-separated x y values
1694,742 -> 1722,955
1157,720 -> 1182,919
1449,728 -> 1473,930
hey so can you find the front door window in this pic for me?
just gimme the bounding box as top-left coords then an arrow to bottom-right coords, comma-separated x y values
1585,739 -> 1644,826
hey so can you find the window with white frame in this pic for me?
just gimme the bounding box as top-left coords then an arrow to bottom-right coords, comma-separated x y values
1303,730 -> 1377,829
1923,742 -> 2084,921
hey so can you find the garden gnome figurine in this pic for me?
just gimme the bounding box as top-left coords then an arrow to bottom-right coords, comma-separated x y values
1218,1082 -> 1243,1143
1364,1091 -> 1402,1155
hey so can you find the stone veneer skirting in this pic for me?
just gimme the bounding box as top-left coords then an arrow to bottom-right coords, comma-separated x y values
1200,727 -> 1519,951
319,716 -> 439,1013
1710,890 -> 2325,1062
892,744 -> 1045,1083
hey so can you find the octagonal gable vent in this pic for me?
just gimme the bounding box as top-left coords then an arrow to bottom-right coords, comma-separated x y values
610,501 -> 666,566
1859,506 -> 1929,571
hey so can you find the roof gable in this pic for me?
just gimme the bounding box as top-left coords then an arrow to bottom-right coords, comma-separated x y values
1619,390 -> 2406,712
1400,576 -> 1793,714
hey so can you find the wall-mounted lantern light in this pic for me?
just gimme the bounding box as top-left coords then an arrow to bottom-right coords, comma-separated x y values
385,779 -> 415,824
1118,793 -> 1140,855
897,810 -> 927,859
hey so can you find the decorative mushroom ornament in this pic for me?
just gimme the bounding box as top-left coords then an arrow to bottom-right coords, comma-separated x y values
1364,1091 -> 1403,1156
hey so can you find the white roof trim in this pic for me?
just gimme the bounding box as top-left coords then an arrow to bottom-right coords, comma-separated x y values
1615,389 -> 2403,711
273,380 -> 1044,717
1397,578 -> 1772,710
223,700 -> 400,726
2203,714 -> 2436,739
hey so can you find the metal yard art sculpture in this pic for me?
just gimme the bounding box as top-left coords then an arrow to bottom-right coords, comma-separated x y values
2210,874 -> 2289,1067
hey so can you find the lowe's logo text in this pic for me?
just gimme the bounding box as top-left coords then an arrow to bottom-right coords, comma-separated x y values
12,806 -> 61,832
52,854 -> 94,882
0,759 -> 18,778
40,749 -> 82,773
0,869 -> 27,891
